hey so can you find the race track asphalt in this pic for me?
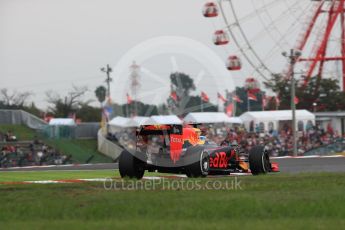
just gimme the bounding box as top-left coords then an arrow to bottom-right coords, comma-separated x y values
272,157 -> 345,173
1,157 -> 344,173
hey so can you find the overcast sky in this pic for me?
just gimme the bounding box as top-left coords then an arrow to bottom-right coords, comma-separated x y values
1,0 -> 337,110
1,0 -> 234,109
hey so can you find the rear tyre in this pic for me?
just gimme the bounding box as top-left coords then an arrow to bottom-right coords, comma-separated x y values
186,150 -> 209,178
249,145 -> 271,175
119,151 -> 145,179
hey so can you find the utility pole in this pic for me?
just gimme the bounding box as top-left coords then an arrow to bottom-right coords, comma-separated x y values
282,49 -> 301,156
101,64 -> 113,99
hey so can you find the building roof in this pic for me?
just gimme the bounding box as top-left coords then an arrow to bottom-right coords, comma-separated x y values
240,110 -> 315,122
183,112 -> 242,124
131,116 -> 150,126
49,118 -> 76,126
109,116 -> 150,128
314,111 -> 345,117
143,115 -> 182,125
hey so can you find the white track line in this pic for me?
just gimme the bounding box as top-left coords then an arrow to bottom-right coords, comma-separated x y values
1,173 -> 252,184
271,155 -> 344,159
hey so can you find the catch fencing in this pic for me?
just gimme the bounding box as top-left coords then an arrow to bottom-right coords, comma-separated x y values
0,109 -> 46,129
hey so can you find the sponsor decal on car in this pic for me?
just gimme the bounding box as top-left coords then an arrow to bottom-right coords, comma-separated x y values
209,150 -> 235,169
170,134 -> 183,163
210,152 -> 229,168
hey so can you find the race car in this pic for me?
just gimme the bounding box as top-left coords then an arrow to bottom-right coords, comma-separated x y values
119,124 -> 279,179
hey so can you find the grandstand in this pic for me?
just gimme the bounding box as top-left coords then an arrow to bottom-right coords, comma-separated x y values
0,110 -> 113,168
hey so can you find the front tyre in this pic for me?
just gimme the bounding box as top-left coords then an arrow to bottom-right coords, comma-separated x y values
186,150 -> 209,178
119,151 -> 145,179
249,145 -> 271,175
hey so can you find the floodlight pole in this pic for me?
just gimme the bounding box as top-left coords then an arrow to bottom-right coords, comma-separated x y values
291,58 -> 297,157
283,49 -> 301,156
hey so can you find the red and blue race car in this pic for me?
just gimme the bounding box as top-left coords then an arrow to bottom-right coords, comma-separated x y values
119,124 -> 279,179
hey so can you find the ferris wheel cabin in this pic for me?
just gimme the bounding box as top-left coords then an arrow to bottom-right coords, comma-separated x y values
203,2 -> 219,17
213,30 -> 229,45
245,78 -> 260,93
226,56 -> 242,71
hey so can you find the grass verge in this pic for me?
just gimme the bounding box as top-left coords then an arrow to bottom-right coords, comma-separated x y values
0,172 -> 344,229
0,169 -> 117,182
44,139 -> 113,163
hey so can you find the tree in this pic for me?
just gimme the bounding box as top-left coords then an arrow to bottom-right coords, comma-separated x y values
123,101 -> 158,117
184,96 -> 217,114
233,87 -> 265,115
0,89 -> 41,116
0,88 -> 32,107
170,72 -> 196,97
157,103 -> 169,115
264,74 -> 345,111
264,74 -> 292,110
77,103 -> 102,122
94,86 -> 107,107
167,72 -> 216,115
46,85 -> 90,118
25,102 -> 42,117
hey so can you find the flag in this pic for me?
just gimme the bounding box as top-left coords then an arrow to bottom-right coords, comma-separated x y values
226,103 -> 233,117
247,92 -> 257,101
232,95 -> 243,103
201,91 -> 209,102
170,91 -> 178,102
126,93 -> 132,104
100,111 -> 107,134
262,95 -> 267,108
275,96 -> 281,106
217,92 -> 227,103
103,106 -> 113,121
327,123 -> 334,135
68,112 -> 76,121
43,113 -> 53,123
106,96 -> 112,105
294,96 -> 299,105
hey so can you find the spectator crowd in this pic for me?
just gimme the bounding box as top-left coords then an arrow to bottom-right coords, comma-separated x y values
107,123 -> 342,157
212,123 -> 340,156
0,130 -> 70,168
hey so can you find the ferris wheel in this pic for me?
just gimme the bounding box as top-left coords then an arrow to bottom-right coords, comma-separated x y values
202,0 -> 345,90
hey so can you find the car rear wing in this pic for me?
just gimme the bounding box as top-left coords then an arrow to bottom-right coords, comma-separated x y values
137,124 -> 182,136
136,124 -> 183,163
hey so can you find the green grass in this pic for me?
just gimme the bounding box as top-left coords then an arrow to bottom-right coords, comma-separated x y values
44,139 -> 113,163
0,124 -> 37,140
0,172 -> 344,229
0,125 -> 112,163
0,170 -> 117,182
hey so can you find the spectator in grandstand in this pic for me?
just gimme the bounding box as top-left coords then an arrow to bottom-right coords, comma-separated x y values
216,122 -> 340,156
33,135 -> 41,145
0,131 -> 4,142
5,130 -> 17,142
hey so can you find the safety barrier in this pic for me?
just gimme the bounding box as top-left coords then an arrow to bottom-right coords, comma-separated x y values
97,130 -> 122,161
